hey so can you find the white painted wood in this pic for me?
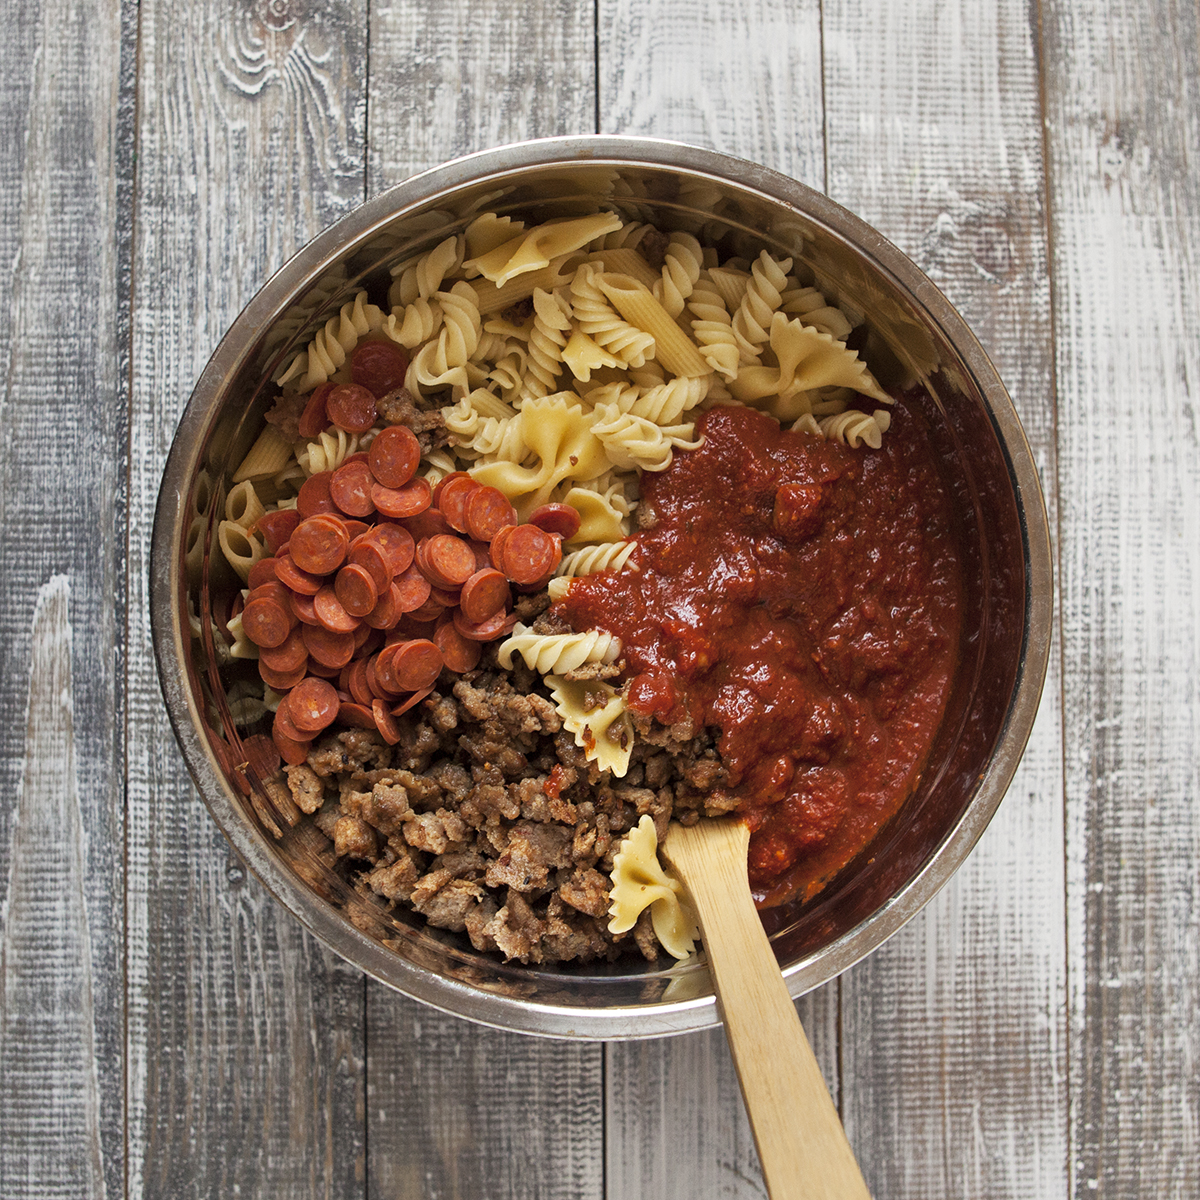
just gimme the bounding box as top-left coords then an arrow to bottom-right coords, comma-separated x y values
823,1 -> 1068,1196
597,0 -> 826,190
597,4 -> 833,1196
125,1 -> 370,1195
0,0 -> 128,1193
366,0 -> 600,191
363,7 -> 607,1196
1039,0 -> 1200,1194
0,580 -> 105,1199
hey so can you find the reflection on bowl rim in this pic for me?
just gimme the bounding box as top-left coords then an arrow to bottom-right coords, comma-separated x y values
151,135 -> 1052,1040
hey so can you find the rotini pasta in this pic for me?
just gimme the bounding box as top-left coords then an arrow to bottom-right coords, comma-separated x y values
499,623 -> 622,675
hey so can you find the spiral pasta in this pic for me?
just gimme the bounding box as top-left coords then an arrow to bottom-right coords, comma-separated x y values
519,287 -> 571,401
297,426 -> 377,476
731,251 -> 792,366
388,234 -> 464,308
277,291 -> 385,392
686,272 -> 740,381
498,624 -> 622,675
590,405 -> 702,473
654,232 -> 703,319
570,263 -> 656,369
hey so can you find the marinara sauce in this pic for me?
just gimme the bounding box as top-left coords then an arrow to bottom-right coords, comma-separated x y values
555,404 -> 964,906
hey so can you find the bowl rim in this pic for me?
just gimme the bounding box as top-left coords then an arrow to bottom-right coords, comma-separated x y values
151,134 -> 1053,1040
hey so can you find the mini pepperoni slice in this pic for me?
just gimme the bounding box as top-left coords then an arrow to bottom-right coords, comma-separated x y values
528,502 -> 582,540
306,658 -> 342,679
371,476 -> 432,519
254,509 -> 301,554
288,676 -> 341,734
459,567 -> 511,624
290,514 -> 350,576
401,508 -> 453,540
388,639 -> 444,691
436,474 -> 480,533
289,590 -> 320,625
367,523 -> 416,576
301,623 -> 356,669
348,537 -> 392,592
432,471 -> 471,505
367,424 -> 421,489
417,534 -> 477,589
273,695 -> 310,743
335,562 -> 379,618
275,553 -> 324,596
313,585 -> 360,634
347,658 -> 374,707
371,699 -> 403,745
343,519 -> 371,540
257,625 -> 308,674
337,701 -> 379,730
390,563 -> 433,614
391,685 -> 434,717
465,486 -> 518,542
453,606 -> 520,642
246,579 -> 292,608
361,581 -> 402,630
241,596 -> 291,648
351,341 -> 409,399
429,585 -> 461,608
272,725 -> 312,766
501,523 -> 561,586
298,382 -> 334,439
325,383 -> 377,434
466,538 -> 493,571
297,471 -> 337,518
329,459 -> 377,518
434,620 -> 482,673
365,653 -> 401,699
488,524 -> 518,571
247,557 -> 280,589
259,659 -> 308,691
407,595 -> 446,623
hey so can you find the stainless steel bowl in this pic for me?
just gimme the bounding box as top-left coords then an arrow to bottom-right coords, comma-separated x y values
151,136 -> 1052,1039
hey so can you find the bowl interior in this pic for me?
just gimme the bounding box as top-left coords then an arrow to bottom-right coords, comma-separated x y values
151,140 -> 1048,1038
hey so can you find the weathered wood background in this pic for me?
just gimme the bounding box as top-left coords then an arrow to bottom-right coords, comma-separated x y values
0,0 -> 1196,1195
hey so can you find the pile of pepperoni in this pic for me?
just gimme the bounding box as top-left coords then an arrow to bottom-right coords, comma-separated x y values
236,383 -> 580,767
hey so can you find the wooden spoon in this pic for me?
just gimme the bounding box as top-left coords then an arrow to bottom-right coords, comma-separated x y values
660,817 -> 873,1200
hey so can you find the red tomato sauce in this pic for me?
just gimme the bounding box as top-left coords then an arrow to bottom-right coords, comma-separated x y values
555,404 -> 964,905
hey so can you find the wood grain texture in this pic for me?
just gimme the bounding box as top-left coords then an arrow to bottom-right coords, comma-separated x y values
366,0 -> 600,192
1,581 -> 105,1199
596,0 -> 826,190
362,7 -> 607,1197
824,0 -> 1068,1196
126,1 -> 370,1195
0,0 -> 129,1194
367,990 -> 605,1200
1039,0 -> 1200,1194
597,4 -> 834,1195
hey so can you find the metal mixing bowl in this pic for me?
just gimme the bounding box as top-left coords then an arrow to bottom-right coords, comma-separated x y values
151,136 -> 1052,1039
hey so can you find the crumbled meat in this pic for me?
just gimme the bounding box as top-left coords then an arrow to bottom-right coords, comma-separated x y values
561,658 -> 624,682
638,228 -> 671,271
376,386 -> 449,454
285,763 -> 325,813
502,298 -> 535,323
288,638 -> 730,964
263,392 -> 308,443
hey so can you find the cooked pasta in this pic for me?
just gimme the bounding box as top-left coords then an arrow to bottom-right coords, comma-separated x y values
498,623 -> 622,675
594,273 -> 711,378
520,287 -> 571,401
607,814 -> 697,959
466,212 -> 622,287
731,250 -> 792,365
545,675 -> 635,778
570,263 -> 656,369
232,424 -> 294,483
277,291 -> 385,392
654,232 -> 703,318
224,480 -> 266,530
218,520 -> 263,583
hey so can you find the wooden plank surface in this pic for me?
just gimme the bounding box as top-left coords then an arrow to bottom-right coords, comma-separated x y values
0,0 -> 1197,1195
363,5 -> 608,1196
823,1 -> 1068,1197
0,1 -> 129,1196
597,3 -> 834,1196
125,2 -> 370,1195
1040,0 -> 1200,1195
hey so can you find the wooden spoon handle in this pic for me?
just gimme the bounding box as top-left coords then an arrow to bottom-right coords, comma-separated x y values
665,820 -> 872,1200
